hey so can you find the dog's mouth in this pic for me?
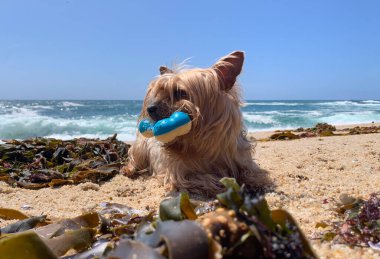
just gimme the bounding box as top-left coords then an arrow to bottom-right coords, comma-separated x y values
146,102 -> 170,122
149,113 -> 167,123
149,110 -> 193,123
161,110 -> 193,146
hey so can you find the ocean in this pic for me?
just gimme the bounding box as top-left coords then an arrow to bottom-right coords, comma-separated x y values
1,100 -> 380,141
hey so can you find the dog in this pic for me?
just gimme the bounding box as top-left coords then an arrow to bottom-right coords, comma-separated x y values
121,51 -> 270,196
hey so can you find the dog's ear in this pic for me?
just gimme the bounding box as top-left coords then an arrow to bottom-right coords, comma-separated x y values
212,51 -> 244,91
159,66 -> 173,75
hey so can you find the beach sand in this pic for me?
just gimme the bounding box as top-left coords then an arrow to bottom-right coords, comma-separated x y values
1,124 -> 379,258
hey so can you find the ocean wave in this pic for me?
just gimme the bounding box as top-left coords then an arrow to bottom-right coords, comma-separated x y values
317,101 -> 357,106
244,110 -> 322,117
10,107 -> 40,116
244,102 -> 302,106
45,133 -> 136,141
28,104 -> 54,110
0,114 -> 138,141
305,110 -> 323,117
243,113 -> 276,124
318,111 -> 380,125
243,111 -> 285,115
316,101 -> 380,107
2,100 -> 379,141
61,101 -> 85,107
1,104 -> 53,116
362,100 -> 380,104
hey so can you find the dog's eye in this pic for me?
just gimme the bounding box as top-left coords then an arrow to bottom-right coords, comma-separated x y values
173,89 -> 188,100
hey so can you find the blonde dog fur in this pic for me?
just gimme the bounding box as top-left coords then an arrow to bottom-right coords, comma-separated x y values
121,51 -> 270,196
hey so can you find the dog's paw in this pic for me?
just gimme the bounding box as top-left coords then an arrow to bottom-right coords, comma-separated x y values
120,164 -> 137,177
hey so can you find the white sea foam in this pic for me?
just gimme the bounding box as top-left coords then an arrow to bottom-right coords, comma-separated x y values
317,101 -> 380,107
244,102 -> 302,106
245,125 -> 296,132
362,100 -> 380,104
245,110 -> 322,118
306,110 -> 323,117
0,113 -> 138,141
10,107 -> 39,116
61,101 -> 84,107
254,111 -> 284,115
243,113 -> 276,124
318,111 -> 380,125
45,132 -> 137,141
317,101 -> 357,106
29,105 -> 54,110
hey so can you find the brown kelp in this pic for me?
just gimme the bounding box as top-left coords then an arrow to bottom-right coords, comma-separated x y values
346,125 -> 380,135
267,123 -> 337,141
266,123 -> 380,141
0,135 -> 130,189
0,178 -> 317,258
269,131 -> 300,140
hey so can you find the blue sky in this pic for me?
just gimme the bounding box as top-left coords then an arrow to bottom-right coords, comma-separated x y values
0,0 -> 379,100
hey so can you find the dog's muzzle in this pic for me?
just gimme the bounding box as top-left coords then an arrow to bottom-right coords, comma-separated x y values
147,104 -> 165,121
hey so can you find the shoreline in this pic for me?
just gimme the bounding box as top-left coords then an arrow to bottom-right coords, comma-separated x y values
247,122 -> 380,140
121,122 -> 380,145
1,122 -> 379,145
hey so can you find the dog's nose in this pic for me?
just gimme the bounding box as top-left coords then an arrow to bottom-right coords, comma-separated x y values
147,105 -> 157,115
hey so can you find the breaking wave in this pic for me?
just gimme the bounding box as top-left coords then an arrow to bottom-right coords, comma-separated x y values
0,113 -> 138,141
245,102 -> 302,106
0,100 -> 379,140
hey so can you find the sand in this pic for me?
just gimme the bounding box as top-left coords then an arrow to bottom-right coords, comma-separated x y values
252,132 -> 380,258
1,125 -> 380,258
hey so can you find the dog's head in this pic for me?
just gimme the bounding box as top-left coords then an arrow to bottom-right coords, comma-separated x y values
140,51 -> 245,153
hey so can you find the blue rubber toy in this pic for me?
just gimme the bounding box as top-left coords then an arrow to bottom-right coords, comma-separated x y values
139,111 -> 192,143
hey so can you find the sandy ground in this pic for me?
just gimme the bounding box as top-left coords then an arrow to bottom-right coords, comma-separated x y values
253,132 -> 380,259
1,126 -> 380,258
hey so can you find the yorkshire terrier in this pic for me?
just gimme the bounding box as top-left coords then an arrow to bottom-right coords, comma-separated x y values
122,51 -> 270,196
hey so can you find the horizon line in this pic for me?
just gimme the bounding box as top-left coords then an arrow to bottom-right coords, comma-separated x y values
1,99 -> 379,102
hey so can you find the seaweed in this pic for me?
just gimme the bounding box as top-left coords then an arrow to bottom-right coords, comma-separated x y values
312,123 -> 336,135
264,122 -> 380,142
267,123 -> 336,141
269,131 -> 300,141
0,178 -> 317,258
347,126 -> 380,135
0,136 -> 130,189
159,192 -> 197,221
208,178 -> 315,258
320,193 -> 380,248
0,215 -> 46,234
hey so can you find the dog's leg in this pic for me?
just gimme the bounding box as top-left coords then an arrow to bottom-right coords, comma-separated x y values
235,135 -> 272,192
120,135 -> 150,177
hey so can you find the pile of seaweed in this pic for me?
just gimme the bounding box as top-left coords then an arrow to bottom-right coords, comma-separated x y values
0,135 -> 130,189
269,131 -> 301,141
0,178 -> 317,259
344,125 -> 380,135
269,123 -> 337,141
268,123 -> 380,141
318,193 -> 380,250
